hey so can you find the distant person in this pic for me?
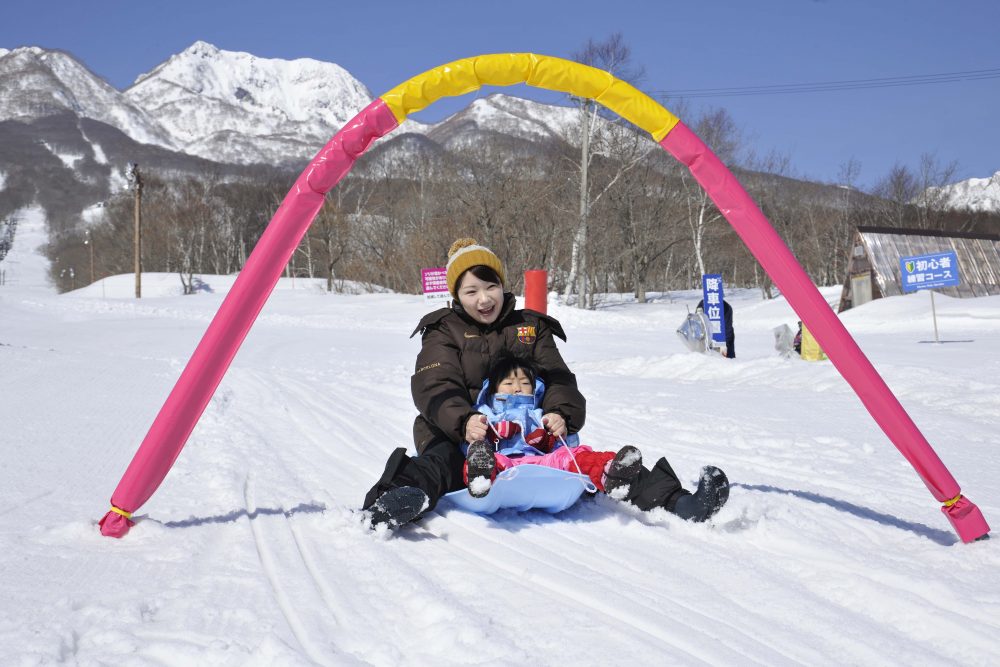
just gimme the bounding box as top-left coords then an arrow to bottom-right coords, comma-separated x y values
697,298 -> 735,358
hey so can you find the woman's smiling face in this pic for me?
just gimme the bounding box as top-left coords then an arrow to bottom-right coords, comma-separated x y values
457,270 -> 502,325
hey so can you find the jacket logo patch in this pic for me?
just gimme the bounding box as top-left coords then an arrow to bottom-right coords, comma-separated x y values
463,331 -> 480,338
517,325 -> 536,344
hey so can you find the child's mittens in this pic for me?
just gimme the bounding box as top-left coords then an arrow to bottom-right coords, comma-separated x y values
492,420 -> 520,440
524,427 -> 555,452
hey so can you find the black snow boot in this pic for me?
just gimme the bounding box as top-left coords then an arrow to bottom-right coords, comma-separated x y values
604,445 -> 643,500
465,440 -> 496,498
672,466 -> 729,522
368,486 -> 429,529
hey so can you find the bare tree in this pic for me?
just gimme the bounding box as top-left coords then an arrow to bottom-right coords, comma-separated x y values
870,163 -> 919,228
600,126 -> 686,302
912,153 -> 959,229
564,33 -> 647,309
826,158 -> 864,287
677,108 -> 743,279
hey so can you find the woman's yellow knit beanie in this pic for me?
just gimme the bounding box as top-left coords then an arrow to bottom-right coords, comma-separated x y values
446,238 -> 505,296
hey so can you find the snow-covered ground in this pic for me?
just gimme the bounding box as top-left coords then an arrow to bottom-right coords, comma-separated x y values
2,206 -> 999,665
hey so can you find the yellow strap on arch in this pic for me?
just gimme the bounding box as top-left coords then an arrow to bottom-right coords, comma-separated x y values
380,53 -> 680,142
942,494 -> 963,508
109,505 -> 133,519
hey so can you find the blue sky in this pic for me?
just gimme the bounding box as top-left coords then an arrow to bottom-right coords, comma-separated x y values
3,0 -> 998,188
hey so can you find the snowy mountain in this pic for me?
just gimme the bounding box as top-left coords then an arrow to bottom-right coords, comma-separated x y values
0,47 -> 175,148
120,45 -> 594,166
355,131 -> 451,177
123,41 -> 379,165
0,42 -> 606,234
1,43 -> 592,169
424,93 -> 647,161
927,170 -> 1000,212
428,94 -> 580,149
0,42 -> 624,175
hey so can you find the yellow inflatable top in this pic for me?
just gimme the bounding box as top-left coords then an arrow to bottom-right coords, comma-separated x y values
381,53 -> 680,142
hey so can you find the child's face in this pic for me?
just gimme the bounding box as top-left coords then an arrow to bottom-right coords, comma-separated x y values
496,368 -> 533,395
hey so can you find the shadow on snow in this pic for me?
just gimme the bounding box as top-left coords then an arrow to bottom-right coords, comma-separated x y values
141,502 -> 328,529
735,483 -> 958,546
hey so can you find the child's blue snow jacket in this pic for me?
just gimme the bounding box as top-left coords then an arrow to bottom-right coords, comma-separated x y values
473,378 -> 580,456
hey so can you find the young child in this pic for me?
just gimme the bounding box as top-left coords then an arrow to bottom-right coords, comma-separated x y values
463,355 -> 643,500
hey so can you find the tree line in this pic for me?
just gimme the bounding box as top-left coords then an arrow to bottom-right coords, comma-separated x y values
44,125 -> 996,302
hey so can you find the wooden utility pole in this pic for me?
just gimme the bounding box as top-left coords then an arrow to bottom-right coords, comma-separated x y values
85,230 -> 95,284
129,163 -> 143,299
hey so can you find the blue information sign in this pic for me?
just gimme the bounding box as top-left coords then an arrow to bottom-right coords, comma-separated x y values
701,274 -> 727,344
899,251 -> 960,292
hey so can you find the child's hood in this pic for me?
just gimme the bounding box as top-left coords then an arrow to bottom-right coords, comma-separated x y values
475,377 -> 546,413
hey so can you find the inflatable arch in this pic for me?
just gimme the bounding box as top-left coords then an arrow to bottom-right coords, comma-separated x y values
99,54 -> 989,542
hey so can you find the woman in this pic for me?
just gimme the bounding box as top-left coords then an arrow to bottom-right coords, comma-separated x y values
363,238 -> 728,529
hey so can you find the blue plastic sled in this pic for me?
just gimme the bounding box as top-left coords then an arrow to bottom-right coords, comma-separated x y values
441,465 -> 597,514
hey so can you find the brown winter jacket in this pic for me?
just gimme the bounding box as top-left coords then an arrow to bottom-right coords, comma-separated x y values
410,293 -> 586,453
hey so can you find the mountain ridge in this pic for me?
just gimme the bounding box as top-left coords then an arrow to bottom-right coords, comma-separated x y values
0,42 -> 996,211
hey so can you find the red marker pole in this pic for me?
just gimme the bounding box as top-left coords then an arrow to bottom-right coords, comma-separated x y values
524,270 -> 548,314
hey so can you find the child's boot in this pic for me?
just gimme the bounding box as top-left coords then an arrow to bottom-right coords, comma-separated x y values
672,466 -> 729,522
603,445 -> 643,500
465,440 -> 496,498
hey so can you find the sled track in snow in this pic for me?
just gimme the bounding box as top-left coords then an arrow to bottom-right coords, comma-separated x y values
409,513 -> 801,664
265,370 -> 399,478
243,475 -> 365,666
413,520 -> 703,660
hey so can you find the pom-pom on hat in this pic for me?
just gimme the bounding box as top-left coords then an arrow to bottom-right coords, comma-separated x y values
446,238 -> 506,296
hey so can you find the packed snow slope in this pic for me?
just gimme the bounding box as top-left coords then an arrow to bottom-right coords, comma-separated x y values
2,207 -> 999,665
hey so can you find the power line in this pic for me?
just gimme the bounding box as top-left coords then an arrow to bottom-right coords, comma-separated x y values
649,67 -> 1000,99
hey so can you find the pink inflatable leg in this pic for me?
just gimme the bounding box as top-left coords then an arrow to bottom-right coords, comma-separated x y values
100,101 -> 399,537
660,122 -> 988,543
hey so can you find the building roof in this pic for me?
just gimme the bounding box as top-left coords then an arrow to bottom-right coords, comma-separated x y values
854,226 -> 1000,300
